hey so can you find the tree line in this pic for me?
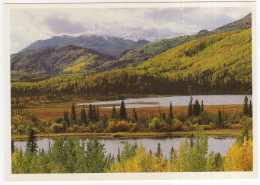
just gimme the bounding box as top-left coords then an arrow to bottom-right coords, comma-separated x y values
11,127 -> 253,173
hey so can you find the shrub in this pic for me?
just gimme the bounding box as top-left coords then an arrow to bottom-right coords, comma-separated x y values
231,123 -> 243,129
66,127 -> 75,133
149,117 -> 161,132
50,123 -> 63,133
173,119 -> 183,131
54,116 -> 63,124
17,124 -> 25,134
117,121 -> 129,132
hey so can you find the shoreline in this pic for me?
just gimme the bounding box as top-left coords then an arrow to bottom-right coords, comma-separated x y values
11,128 -> 251,141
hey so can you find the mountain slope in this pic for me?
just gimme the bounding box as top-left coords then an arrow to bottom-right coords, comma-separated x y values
21,35 -> 149,56
105,13 -> 251,70
11,45 -> 114,81
11,28 -> 252,97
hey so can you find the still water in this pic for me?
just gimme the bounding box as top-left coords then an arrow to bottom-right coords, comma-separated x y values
14,136 -> 236,159
77,95 -> 252,108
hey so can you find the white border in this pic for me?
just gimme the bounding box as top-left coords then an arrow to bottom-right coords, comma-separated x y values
1,1 -> 259,184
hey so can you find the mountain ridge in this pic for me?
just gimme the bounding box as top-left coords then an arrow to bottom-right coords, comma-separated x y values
21,35 -> 149,56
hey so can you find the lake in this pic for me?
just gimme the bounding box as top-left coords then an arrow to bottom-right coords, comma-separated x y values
14,136 -> 236,159
77,94 -> 252,108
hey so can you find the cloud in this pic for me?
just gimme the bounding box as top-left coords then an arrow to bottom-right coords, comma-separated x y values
10,7 -> 252,53
43,17 -> 86,34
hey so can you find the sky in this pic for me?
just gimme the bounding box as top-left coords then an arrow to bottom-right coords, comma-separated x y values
10,7 -> 251,53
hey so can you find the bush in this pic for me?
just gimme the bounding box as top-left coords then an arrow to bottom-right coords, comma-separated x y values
231,123 -> 243,129
108,121 -> 117,132
173,119 -> 183,131
117,121 -> 129,132
223,122 -> 232,129
149,117 -> 161,132
66,127 -> 75,133
54,116 -> 63,124
50,123 -> 63,133
17,124 -> 25,134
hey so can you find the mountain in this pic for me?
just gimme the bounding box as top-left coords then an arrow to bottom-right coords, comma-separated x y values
212,13 -> 252,34
105,13 -> 251,70
21,35 -> 149,56
11,28 -> 252,97
12,13 -> 252,82
11,45 -> 114,81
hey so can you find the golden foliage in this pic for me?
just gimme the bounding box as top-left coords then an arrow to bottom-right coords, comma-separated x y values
224,138 -> 253,171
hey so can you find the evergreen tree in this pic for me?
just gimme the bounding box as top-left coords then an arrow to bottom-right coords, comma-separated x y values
111,105 -> 117,119
193,99 -> 201,116
170,146 -> 175,163
168,101 -> 173,120
93,105 -> 96,122
81,105 -> 87,126
71,103 -> 76,123
117,148 -> 121,162
64,110 -> 70,128
119,100 -> 127,120
218,109 -> 222,128
26,128 -> 37,153
201,100 -> 204,112
214,153 -> 223,171
85,135 -> 107,173
96,106 -> 100,121
132,107 -> 138,122
162,113 -> 166,121
88,104 -> 93,122
155,143 -> 162,158
249,100 -> 252,117
189,133 -> 195,148
11,139 -> 14,153
243,96 -> 249,116
188,96 -> 193,117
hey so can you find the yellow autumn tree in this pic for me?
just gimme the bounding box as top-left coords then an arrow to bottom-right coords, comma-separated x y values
224,138 -> 253,171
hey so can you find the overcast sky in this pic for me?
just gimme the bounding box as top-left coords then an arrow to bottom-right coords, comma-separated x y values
11,7 -> 251,53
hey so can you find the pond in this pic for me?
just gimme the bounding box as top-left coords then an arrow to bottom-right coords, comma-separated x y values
14,136 -> 236,159
77,94 -> 252,108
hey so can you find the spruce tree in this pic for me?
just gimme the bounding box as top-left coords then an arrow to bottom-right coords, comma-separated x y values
155,143 -> 162,158
132,107 -> 138,122
193,99 -> 201,116
88,104 -> 93,122
249,100 -> 252,117
188,96 -> 193,117
201,100 -> 204,112
71,103 -> 76,123
168,101 -> 173,120
26,128 -> 37,153
243,96 -> 249,116
111,105 -> 117,119
119,100 -> 127,120
93,105 -> 96,122
189,133 -> 195,148
81,105 -> 87,126
64,110 -> 70,128
96,106 -> 100,121
218,109 -> 222,128
11,139 -> 14,153
170,146 -> 175,163
162,113 -> 166,121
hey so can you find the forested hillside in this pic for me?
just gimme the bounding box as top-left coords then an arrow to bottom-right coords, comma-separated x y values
11,28 -> 252,98
11,13 -> 251,82
11,45 -> 114,82
103,13 -> 251,70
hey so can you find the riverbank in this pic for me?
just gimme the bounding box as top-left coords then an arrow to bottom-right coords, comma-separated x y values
25,103 -> 243,120
11,128 -> 251,141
